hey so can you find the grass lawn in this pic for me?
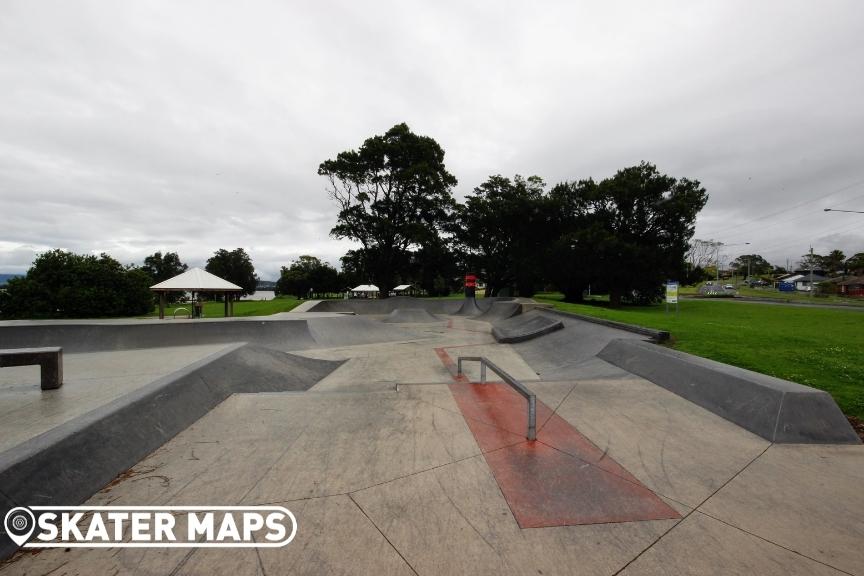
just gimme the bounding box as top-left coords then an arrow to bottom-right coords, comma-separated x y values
534,292 -> 864,420
146,297 -> 302,318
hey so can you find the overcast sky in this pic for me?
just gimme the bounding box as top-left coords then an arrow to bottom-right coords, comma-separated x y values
1,0 -> 863,279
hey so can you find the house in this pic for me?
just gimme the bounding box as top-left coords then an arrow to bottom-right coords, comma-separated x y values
838,276 -> 864,297
349,284 -> 379,299
790,274 -> 828,292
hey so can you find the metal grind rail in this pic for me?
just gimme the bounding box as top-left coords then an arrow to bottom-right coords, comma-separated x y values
456,356 -> 537,440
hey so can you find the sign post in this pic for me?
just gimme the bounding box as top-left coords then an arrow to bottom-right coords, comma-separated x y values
665,281 -> 679,316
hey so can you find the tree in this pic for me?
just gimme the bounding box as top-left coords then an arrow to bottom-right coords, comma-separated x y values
275,256 -> 339,299
205,248 -> 258,297
0,250 -> 152,319
550,162 -> 708,306
319,123 -> 458,297
846,252 -> 864,274
141,251 -> 188,302
819,249 -> 845,275
730,254 -> 773,277
142,251 -> 188,282
452,175 -> 550,297
797,252 -> 823,273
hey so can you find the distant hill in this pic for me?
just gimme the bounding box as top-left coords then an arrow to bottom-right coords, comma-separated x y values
256,280 -> 277,290
0,274 -> 22,286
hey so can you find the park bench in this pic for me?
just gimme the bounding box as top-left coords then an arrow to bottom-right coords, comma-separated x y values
0,347 -> 63,390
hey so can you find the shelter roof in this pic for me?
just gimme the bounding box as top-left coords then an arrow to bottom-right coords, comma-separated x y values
150,267 -> 242,292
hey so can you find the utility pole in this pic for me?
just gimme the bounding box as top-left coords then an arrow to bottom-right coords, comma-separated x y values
809,245 -> 814,298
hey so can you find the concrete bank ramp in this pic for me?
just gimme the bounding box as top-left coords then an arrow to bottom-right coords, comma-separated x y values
0,315 -> 428,354
307,315 -> 425,347
453,297 -> 483,316
474,300 -> 522,322
381,308 -> 441,323
491,310 -> 564,343
509,310 -> 649,380
0,344 -> 344,559
598,338 -> 860,444
0,318 -> 318,353
307,296 -> 461,315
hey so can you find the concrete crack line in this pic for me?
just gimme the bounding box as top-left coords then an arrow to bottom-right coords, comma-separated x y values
347,493 -> 420,576
612,443 -> 774,576
694,510 -> 858,576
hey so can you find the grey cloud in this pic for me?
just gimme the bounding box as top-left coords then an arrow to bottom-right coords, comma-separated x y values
1,0 -> 863,280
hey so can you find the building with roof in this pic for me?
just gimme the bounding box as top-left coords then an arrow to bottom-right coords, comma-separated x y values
150,267 -> 243,319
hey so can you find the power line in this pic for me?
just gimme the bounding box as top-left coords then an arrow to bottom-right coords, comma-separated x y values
700,177 -> 864,237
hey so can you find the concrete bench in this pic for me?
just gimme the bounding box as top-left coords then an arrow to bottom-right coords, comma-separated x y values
0,347 -> 63,390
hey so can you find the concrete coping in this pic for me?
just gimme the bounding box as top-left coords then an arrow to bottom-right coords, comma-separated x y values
541,307 -> 670,342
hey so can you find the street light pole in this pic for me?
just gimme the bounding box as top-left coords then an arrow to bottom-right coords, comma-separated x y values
824,208 -> 864,214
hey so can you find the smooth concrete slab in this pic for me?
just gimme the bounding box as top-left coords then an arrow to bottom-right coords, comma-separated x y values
0,344 -> 234,453
536,375 -> 771,507
619,512 -> 845,576
699,444 -> 864,575
352,455 -> 684,576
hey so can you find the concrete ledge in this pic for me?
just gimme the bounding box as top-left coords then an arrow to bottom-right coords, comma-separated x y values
0,344 -> 344,559
0,347 -> 63,390
597,339 -> 860,445
492,312 -> 564,343
542,308 -> 670,342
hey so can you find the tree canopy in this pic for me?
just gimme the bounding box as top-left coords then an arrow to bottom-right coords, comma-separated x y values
452,174 -> 550,297
319,123 -> 458,297
275,256 -> 340,299
205,248 -> 258,296
0,250 -> 152,319
548,162 -> 708,305
730,254 -> 773,276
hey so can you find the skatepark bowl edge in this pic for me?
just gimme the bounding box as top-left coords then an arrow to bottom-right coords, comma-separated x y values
0,297 -> 862,576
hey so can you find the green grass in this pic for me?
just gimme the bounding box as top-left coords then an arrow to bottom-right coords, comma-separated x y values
534,292 -> 864,420
147,297 -> 302,318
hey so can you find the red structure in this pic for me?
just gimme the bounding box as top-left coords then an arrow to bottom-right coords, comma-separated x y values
464,273 -> 477,298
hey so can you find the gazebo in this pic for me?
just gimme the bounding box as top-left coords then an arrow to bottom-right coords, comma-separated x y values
150,267 -> 243,319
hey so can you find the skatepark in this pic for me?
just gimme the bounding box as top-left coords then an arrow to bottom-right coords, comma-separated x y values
0,296 -> 861,575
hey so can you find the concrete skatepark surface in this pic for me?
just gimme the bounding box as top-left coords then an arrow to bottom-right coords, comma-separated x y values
0,298 -> 861,575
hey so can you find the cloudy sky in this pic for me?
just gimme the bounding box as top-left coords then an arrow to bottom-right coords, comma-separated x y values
1,0 -> 862,279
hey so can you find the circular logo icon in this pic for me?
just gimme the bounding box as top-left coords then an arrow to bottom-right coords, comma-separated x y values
4,507 -> 36,547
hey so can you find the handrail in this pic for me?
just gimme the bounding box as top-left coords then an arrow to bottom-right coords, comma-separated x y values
457,356 -> 536,440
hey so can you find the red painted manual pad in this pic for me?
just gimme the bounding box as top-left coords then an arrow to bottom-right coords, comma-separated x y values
448,381 -> 681,528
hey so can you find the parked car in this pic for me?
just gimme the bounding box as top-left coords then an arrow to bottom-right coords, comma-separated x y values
724,284 -> 735,290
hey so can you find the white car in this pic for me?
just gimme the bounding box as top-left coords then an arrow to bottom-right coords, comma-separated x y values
724,284 -> 735,290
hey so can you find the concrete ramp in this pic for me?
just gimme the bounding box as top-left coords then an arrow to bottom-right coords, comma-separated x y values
453,298 -> 483,316
307,316 -> 426,347
491,310 -> 564,343
381,308 -> 441,323
0,344 -> 343,559
307,297 -> 461,315
0,318 -> 318,353
474,300 -> 522,322
598,338 -> 861,444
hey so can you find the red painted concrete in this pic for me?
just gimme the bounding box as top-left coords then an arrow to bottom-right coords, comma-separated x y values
437,348 -> 681,527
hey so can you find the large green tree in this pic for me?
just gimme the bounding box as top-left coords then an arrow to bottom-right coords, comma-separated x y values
205,248 -> 258,297
0,250 -> 152,319
730,254 -> 773,277
319,123 -> 458,297
452,175 -> 550,297
550,162 -> 708,305
141,251 -> 188,302
275,256 -> 340,299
